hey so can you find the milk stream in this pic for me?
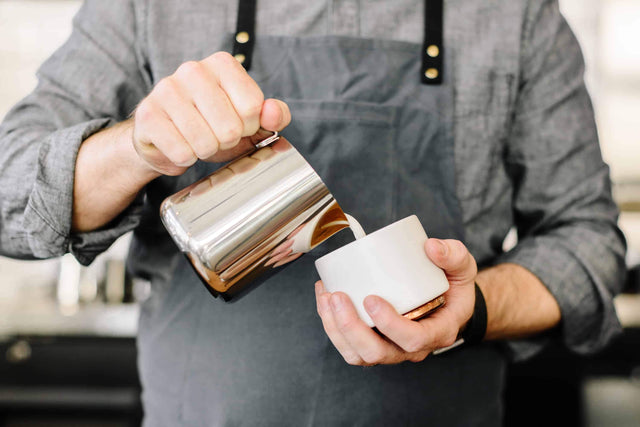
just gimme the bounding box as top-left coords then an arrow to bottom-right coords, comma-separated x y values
345,214 -> 366,240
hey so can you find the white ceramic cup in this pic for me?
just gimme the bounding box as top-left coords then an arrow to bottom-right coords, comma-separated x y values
315,215 -> 449,327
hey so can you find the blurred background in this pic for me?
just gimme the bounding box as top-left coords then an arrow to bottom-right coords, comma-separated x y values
0,0 -> 639,426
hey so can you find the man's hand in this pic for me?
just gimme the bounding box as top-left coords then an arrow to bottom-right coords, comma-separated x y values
132,51 -> 291,176
73,51 -> 290,232
315,238 -> 477,365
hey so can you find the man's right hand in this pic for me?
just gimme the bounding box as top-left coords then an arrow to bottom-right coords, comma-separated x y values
132,51 -> 291,176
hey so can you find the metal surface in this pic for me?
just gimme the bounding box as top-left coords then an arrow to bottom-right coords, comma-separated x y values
161,133 -> 349,300
253,130 -> 280,149
402,295 -> 445,322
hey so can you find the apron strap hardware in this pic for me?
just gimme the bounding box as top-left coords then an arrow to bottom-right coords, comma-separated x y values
233,0 -> 257,70
233,0 -> 444,84
422,0 -> 444,85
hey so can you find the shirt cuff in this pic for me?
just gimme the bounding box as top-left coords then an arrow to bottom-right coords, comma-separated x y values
23,118 -> 143,265
492,232 -> 623,362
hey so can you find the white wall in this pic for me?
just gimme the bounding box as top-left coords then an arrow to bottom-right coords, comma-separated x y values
0,0 -> 82,117
561,0 -> 640,184
0,0 -> 639,271
0,1 -> 83,296
1,0 -> 638,177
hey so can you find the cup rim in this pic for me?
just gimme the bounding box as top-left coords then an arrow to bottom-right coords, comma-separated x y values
314,214 -> 420,265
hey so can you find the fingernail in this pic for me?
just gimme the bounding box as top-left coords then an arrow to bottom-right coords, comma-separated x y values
433,239 -> 447,257
318,294 -> 330,314
330,294 -> 344,313
364,296 -> 380,315
279,101 -> 289,125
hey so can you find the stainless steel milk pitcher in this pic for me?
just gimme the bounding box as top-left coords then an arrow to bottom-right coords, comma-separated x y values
160,131 -> 349,301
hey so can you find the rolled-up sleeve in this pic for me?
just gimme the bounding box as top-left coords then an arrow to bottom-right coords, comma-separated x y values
0,0 -> 150,265
497,0 -> 627,360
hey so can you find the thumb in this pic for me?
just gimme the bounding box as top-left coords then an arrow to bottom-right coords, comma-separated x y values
425,238 -> 477,283
260,98 -> 291,132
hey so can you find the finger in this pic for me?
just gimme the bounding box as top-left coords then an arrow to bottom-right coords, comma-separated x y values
314,282 -> 364,365
154,77 -> 219,160
272,252 -> 302,268
134,99 -> 197,170
264,249 -> 291,267
173,61 -> 245,152
365,295 -> 458,354
425,239 -> 477,283
260,99 -> 291,132
330,292 -> 404,365
271,239 -> 294,256
415,306 -> 463,351
202,52 -> 264,138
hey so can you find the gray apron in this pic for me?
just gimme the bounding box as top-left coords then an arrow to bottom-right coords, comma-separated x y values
128,7 -> 506,427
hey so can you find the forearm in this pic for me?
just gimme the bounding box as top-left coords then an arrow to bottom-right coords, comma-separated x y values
476,263 -> 561,341
72,119 -> 160,232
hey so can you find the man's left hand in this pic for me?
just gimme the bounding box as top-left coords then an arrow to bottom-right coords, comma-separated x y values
315,238 -> 478,365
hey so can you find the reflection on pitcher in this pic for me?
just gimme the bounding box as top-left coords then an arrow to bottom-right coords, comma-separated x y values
161,133 -> 351,301
265,201 -> 352,268
185,135 -> 288,200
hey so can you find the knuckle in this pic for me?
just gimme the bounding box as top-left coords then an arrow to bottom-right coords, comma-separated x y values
373,314 -> 393,331
408,352 -> 428,363
237,97 -> 264,121
361,349 -> 384,365
192,143 -> 217,160
211,51 -> 235,64
134,100 -> 155,124
176,60 -> 202,78
440,332 -> 458,349
216,123 -> 243,147
336,317 -> 358,335
163,165 -> 188,177
441,240 -> 478,278
448,240 -> 467,259
403,338 -> 426,354
450,239 -> 468,252
186,130 -> 218,159
343,352 -> 363,366
154,77 -> 178,97
170,148 -> 195,166
449,240 -> 473,265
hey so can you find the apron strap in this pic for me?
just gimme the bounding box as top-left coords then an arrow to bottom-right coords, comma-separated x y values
422,0 -> 444,85
232,0 -> 257,70
233,0 -> 444,84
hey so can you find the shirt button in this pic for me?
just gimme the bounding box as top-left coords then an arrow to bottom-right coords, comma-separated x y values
236,31 -> 250,44
426,45 -> 440,58
234,53 -> 246,64
425,68 -> 439,79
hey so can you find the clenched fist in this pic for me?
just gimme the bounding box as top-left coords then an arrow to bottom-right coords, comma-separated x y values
132,51 -> 291,176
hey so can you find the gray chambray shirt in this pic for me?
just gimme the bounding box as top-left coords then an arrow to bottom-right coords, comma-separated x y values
0,0 -> 627,425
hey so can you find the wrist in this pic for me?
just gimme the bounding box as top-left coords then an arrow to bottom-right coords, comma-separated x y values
459,283 -> 487,345
72,119 -> 161,232
115,119 -> 162,184
431,283 -> 486,356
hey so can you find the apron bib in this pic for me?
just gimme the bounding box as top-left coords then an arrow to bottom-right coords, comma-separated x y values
131,6 -> 507,426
